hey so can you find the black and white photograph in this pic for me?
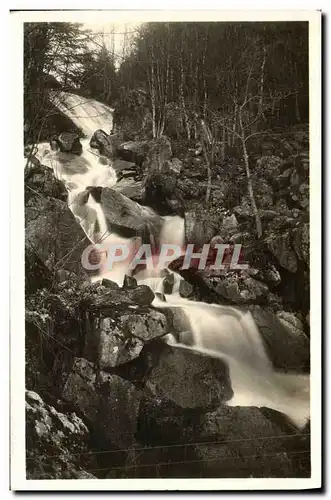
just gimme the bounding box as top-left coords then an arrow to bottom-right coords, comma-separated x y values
10,9 -> 321,490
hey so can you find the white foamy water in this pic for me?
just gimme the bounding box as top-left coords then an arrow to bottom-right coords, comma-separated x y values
51,91 -> 114,136
33,92 -> 310,428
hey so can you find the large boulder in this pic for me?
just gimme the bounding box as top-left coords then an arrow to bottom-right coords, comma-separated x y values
250,306 -> 310,372
57,132 -> 82,155
184,209 -> 219,246
25,195 -> 90,277
90,310 -> 168,370
265,231 -> 298,273
112,178 -> 144,203
143,171 -> 184,216
112,159 -> 137,180
215,271 -> 269,305
143,135 -> 172,175
25,163 -> 67,202
100,187 -> 162,241
130,399 -> 309,478
90,129 -> 124,160
26,390 -> 96,479
62,357 -> 141,449
145,343 -> 233,411
116,140 -> 149,167
190,406 -> 309,478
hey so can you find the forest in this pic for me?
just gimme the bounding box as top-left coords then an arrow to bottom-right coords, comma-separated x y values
24,21 -> 308,141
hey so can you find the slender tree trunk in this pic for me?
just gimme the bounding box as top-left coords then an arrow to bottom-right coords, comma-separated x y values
232,104 -> 238,146
179,51 -> 191,140
239,110 -> 262,239
258,45 -> 267,117
148,66 -> 157,138
227,127 -> 231,147
220,125 -> 226,163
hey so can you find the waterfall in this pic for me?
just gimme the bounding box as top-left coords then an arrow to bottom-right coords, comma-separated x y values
34,93 -> 310,429
51,91 -> 114,136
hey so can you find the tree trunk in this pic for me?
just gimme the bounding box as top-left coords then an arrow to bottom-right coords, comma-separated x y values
232,104 -> 238,146
258,45 -> 267,117
149,67 -> 157,139
220,125 -> 226,163
180,61 -> 191,140
239,110 -> 262,239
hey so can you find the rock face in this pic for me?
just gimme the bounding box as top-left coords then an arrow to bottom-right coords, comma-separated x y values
143,171 -> 184,216
57,132 -> 82,155
25,163 -> 68,202
26,390 -> 96,479
143,135 -> 172,174
265,231 -> 298,273
63,358 -> 141,449
25,194 -> 90,277
145,344 -> 233,410
131,398 -> 309,478
95,310 -> 168,370
250,306 -> 310,372
90,129 -> 124,160
215,272 -> 269,305
292,223 -> 309,265
116,140 -> 149,167
185,209 -> 219,246
100,187 -> 162,240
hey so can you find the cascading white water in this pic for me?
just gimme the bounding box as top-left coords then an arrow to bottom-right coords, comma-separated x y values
34,93 -> 310,429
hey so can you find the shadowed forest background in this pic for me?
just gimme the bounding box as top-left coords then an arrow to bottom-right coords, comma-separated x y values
24,21 -> 308,143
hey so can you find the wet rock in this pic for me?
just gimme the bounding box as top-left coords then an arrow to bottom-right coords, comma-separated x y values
179,279 -> 194,298
250,306 -> 310,372
63,358 -> 141,449
83,284 -> 155,313
26,390 -> 96,479
112,178 -> 144,203
123,274 -> 138,289
163,273 -> 175,294
57,132 -> 82,155
145,344 -> 233,411
25,195 -> 90,277
155,292 -> 166,302
101,278 -> 120,290
90,129 -> 123,160
100,187 -> 162,240
126,285 -> 155,305
25,163 -> 67,202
